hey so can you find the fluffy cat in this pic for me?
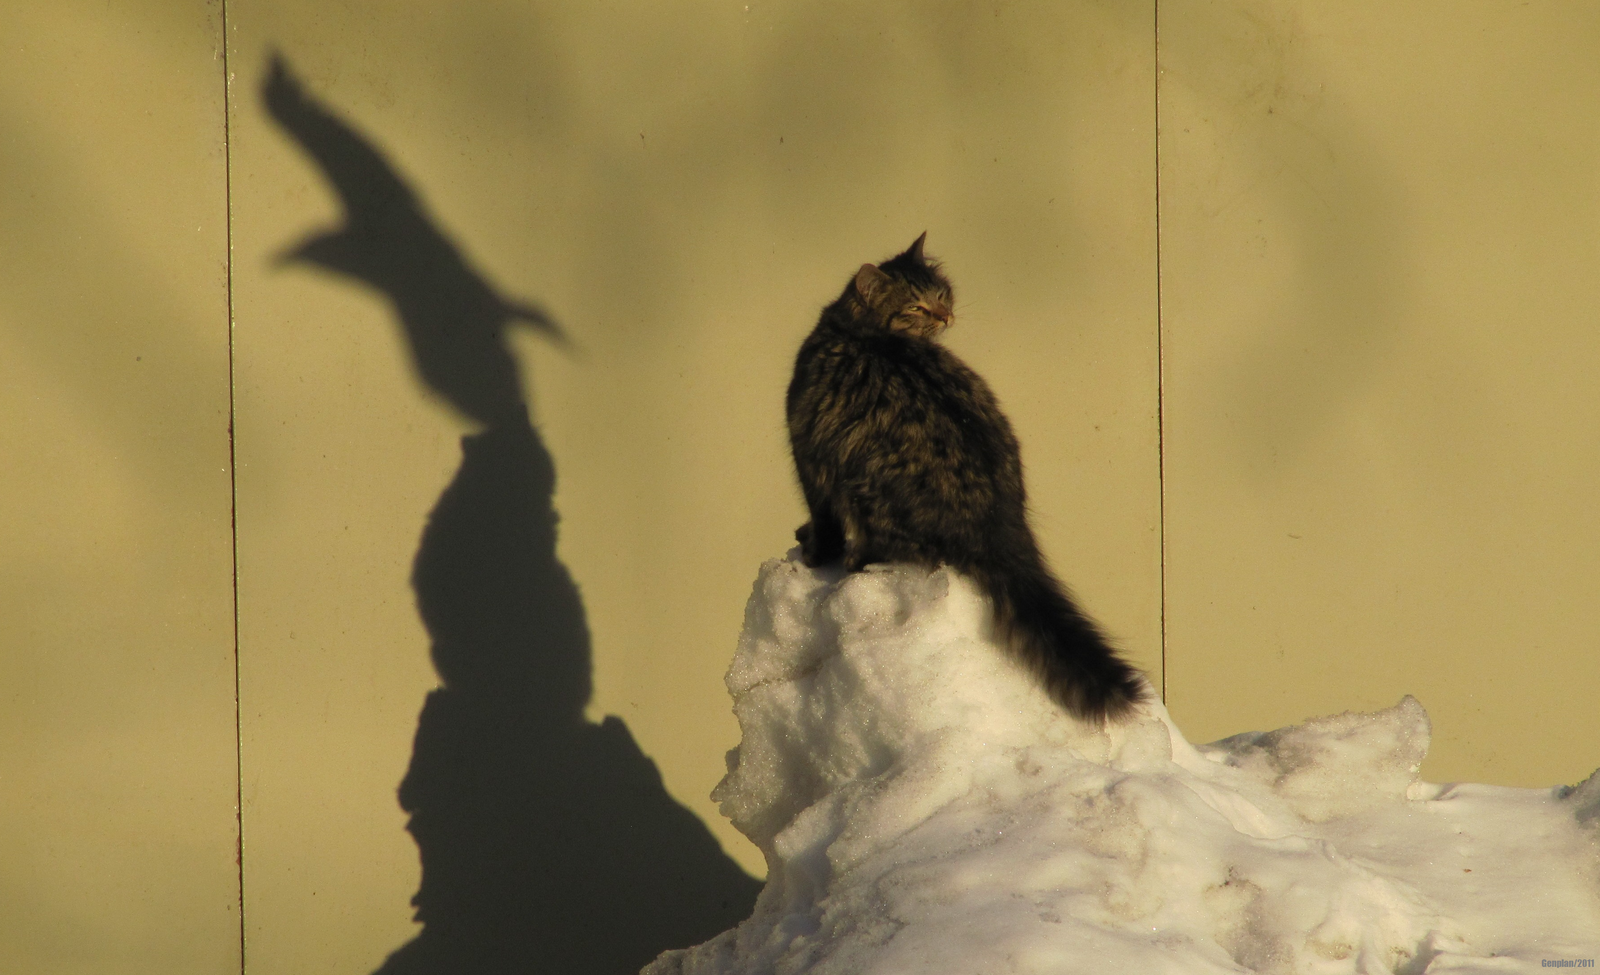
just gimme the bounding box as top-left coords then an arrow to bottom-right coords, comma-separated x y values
786,234 -> 1146,721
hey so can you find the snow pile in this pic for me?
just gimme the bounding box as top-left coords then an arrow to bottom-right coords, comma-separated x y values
646,556 -> 1600,974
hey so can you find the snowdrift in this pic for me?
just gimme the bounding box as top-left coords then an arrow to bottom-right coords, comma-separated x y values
647,556 -> 1600,974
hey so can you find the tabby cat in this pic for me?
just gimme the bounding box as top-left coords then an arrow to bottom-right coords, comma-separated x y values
786,234 -> 1145,721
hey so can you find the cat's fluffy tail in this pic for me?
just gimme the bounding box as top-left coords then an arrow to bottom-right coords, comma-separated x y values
967,553 -> 1147,723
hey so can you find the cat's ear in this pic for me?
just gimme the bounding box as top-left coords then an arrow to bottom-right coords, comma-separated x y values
908,232 -> 927,262
855,263 -> 892,300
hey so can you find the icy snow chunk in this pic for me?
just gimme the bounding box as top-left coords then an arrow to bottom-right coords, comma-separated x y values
1560,767 -> 1600,831
646,556 -> 1600,975
1200,695 -> 1430,822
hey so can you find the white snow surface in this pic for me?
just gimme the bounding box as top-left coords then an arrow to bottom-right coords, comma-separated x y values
646,555 -> 1600,975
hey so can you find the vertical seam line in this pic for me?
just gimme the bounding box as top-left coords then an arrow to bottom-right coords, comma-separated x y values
1154,0 -> 1168,704
219,3 -> 246,971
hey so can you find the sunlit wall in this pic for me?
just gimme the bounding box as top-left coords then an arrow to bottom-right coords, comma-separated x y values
2,1 -> 1595,972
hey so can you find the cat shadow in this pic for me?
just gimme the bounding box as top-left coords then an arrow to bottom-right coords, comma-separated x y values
262,53 -> 762,975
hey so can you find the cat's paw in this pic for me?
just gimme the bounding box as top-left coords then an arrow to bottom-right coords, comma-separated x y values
795,523 -> 825,567
842,548 -> 880,573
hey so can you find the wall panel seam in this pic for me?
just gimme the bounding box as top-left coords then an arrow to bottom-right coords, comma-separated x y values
1153,0 -> 1168,703
220,1 -> 247,970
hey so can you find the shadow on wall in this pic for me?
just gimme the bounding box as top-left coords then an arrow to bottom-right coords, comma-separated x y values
262,54 -> 762,975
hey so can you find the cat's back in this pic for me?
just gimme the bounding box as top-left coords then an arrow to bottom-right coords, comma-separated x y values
791,317 -> 989,416
790,318 -> 1016,488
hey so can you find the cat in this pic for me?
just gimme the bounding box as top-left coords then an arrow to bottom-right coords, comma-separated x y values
786,233 -> 1146,722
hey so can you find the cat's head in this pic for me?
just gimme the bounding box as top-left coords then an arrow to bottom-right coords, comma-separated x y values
851,233 -> 954,338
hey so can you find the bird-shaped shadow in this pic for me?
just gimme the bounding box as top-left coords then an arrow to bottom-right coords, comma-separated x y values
263,53 -> 761,975
263,54 -> 566,429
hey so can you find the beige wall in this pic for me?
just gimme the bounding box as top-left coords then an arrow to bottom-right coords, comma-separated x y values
1158,1 -> 1600,787
229,3 -> 1159,970
0,2 -> 240,973
3,1 -> 1595,972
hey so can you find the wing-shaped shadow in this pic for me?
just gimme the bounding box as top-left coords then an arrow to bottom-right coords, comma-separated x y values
262,53 -> 761,975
